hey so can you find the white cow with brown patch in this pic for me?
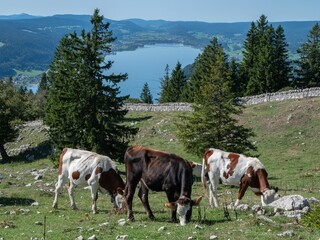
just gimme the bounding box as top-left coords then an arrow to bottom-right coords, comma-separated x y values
52,148 -> 125,213
201,148 -> 279,208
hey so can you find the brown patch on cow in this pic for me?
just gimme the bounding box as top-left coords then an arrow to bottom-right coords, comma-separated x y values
203,149 -> 214,172
223,153 -> 240,178
85,174 -> 91,181
99,168 -> 125,194
59,148 -> 68,175
72,170 -> 80,180
95,167 -> 103,174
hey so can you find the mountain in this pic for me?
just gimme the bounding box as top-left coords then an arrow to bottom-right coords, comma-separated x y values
0,14 -> 318,79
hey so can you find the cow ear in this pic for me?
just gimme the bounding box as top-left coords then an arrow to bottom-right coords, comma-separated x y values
190,162 -> 196,168
191,196 -> 203,206
165,202 -> 177,210
116,187 -> 124,195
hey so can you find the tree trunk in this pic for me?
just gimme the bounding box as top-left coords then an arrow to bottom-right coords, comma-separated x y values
0,144 -> 9,163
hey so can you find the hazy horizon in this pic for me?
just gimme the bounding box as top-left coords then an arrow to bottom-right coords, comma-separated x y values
0,0 -> 319,23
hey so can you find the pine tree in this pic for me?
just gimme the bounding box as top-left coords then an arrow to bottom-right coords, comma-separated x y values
177,38 -> 257,157
273,25 -> 292,90
45,9 -> 137,161
242,15 -> 291,95
0,79 -> 20,162
140,82 -> 153,103
158,64 -> 171,103
240,21 -> 259,96
183,39 -> 222,102
167,61 -> 187,102
294,23 -> 320,87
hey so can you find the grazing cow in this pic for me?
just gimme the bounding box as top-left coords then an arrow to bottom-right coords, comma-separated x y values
201,148 -> 279,208
52,148 -> 125,213
124,146 -> 202,226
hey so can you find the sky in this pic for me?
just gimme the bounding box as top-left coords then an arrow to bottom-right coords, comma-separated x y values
0,0 -> 319,23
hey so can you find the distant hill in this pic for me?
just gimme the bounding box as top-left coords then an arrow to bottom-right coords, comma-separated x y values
0,14 -> 318,79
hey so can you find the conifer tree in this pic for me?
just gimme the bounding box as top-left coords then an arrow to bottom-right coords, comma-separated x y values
140,82 -> 153,103
177,38 -> 257,157
158,64 -> 171,103
167,61 -> 187,102
294,23 -> 320,87
273,25 -> 292,90
183,39 -> 222,103
45,9 -> 137,161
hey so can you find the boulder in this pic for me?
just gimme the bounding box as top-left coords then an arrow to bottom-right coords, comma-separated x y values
268,195 -> 309,211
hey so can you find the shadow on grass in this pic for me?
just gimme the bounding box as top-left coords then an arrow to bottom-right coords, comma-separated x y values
0,197 -> 36,206
123,115 -> 153,122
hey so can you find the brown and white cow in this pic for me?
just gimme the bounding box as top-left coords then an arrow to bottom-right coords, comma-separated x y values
124,146 -> 202,226
201,148 -> 279,208
52,148 -> 125,213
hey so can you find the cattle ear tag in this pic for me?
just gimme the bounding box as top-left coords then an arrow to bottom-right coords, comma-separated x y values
191,196 -> 203,206
117,187 -> 124,195
165,202 -> 177,210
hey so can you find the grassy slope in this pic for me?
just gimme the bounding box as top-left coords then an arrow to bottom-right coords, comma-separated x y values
0,98 -> 320,239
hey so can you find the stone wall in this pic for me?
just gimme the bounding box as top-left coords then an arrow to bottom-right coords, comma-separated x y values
124,87 -> 320,112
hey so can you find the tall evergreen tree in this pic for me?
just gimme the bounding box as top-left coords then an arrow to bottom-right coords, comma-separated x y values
183,39 -> 222,103
273,25 -> 292,90
177,38 -> 257,157
164,61 -> 187,102
158,64 -> 171,103
140,82 -> 153,103
241,15 -> 291,95
45,9 -> 137,161
294,23 -> 320,87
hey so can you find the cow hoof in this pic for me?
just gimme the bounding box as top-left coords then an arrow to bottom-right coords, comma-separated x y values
52,204 -> 58,209
149,215 -> 156,221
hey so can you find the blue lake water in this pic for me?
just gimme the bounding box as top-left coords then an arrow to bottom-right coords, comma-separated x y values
108,44 -> 201,100
28,44 -> 201,101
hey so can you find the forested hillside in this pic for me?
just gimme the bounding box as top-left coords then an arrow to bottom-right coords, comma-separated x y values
0,13 -> 317,78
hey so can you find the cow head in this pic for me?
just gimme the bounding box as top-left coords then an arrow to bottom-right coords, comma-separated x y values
261,186 -> 280,206
165,196 -> 202,226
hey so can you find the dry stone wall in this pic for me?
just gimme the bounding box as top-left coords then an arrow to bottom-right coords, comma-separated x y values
124,87 -> 320,112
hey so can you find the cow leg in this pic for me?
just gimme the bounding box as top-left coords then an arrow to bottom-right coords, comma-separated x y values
208,172 -> 219,208
52,174 -> 67,209
125,176 -> 140,222
165,191 -> 178,223
235,179 -> 249,207
138,183 -> 155,220
90,184 -> 99,214
67,181 -> 78,210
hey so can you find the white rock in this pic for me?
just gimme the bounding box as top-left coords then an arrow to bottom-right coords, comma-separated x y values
158,226 -> 167,231
277,230 -> 294,237
118,218 -> 126,226
99,222 -> 109,227
268,195 -> 309,211
116,235 -> 128,240
31,202 -> 39,206
210,235 -> 218,240
88,235 -> 97,240
195,224 -> 203,229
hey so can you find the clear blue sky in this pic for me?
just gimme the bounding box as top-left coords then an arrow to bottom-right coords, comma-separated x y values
0,0 -> 319,23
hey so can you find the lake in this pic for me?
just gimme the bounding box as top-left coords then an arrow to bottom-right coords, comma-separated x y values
108,44 -> 201,101
28,44 -> 201,101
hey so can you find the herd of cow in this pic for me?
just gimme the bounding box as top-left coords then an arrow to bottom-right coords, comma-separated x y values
52,146 -> 280,226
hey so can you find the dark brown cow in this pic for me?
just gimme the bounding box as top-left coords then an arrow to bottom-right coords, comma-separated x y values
201,148 -> 279,208
52,148 -> 125,213
124,146 -> 202,226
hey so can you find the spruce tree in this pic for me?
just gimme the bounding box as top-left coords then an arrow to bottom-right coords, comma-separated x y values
295,23 -> 320,87
140,82 -> 153,103
158,64 -> 171,103
45,9 -> 137,161
167,61 -> 187,102
273,25 -> 292,90
177,38 -> 257,157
